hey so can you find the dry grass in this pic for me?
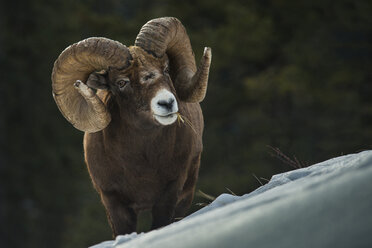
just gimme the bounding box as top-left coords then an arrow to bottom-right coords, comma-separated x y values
177,113 -> 198,135
267,145 -> 307,169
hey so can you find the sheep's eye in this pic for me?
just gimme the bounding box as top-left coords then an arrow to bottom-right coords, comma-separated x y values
164,66 -> 170,74
117,79 -> 129,88
143,73 -> 155,81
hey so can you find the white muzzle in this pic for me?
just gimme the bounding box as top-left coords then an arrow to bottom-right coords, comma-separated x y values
151,89 -> 178,125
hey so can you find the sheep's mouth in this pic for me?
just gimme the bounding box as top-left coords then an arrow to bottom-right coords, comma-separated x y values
155,112 -> 176,118
153,112 -> 178,125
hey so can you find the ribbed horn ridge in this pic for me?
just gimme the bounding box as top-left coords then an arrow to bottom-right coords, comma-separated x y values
135,17 -> 211,103
51,37 -> 132,132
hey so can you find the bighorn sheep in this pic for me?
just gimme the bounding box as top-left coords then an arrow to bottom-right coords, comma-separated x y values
51,17 -> 211,235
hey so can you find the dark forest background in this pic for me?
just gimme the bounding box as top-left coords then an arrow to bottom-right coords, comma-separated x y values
0,0 -> 371,247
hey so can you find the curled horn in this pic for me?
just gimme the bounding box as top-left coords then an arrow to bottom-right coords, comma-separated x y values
135,17 -> 211,103
51,37 -> 132,133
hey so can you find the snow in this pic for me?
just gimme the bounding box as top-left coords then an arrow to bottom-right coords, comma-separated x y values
91,151 -> 372,248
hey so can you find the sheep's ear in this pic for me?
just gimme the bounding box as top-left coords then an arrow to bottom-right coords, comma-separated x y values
86,71 -> 109,90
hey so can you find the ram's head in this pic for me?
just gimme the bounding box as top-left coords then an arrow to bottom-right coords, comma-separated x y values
52,17 -> 211,132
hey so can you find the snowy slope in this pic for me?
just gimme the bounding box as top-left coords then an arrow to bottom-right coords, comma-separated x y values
91,151 -> 372,248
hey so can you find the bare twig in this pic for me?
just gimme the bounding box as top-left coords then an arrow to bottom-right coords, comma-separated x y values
260,177 -> 270,183
225,187 -> 237,196
252,173 -> 264,186
197,190 -> 216,201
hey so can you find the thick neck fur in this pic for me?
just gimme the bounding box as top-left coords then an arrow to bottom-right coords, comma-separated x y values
92,92 -> 203,181
103,96 -> 180,165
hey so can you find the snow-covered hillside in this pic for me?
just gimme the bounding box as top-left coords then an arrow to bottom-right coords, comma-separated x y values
91,151 -> 372,248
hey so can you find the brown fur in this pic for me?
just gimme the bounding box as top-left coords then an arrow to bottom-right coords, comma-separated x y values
83,46 -> 203,236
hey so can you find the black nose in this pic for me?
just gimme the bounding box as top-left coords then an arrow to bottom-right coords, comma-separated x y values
157,98 -> 174,111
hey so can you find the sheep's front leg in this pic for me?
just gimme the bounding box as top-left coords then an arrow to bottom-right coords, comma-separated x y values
101,191 -> 137,236
151,180 -> 181,229
175,162 -> 200,218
